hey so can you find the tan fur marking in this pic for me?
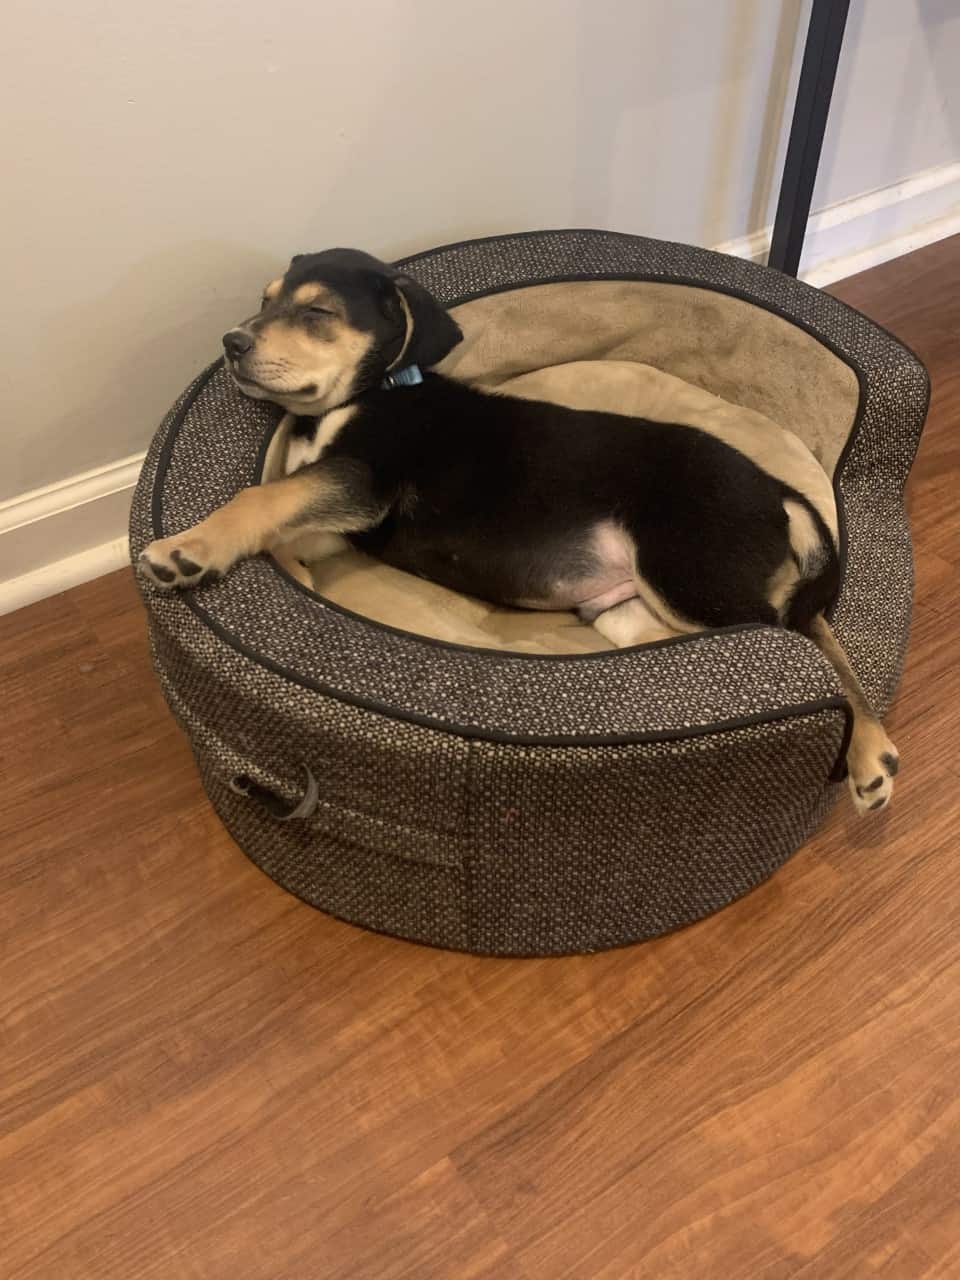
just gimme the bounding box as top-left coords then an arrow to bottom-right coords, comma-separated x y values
592,597 -> 690,647
139,466 -> 379,591
766,554 -> 801,619
279,531 -> 349,563
387,288 -> 415,370
806,614 -> 899,813
260,413 -> 298,482
292,283 -> 337,307
808,614 -> 873,717
783,499 -> 823,568
240,318 -> 372,413
263,278 -> 282,299
765,499 -> 824,619
180,471 -> 324,562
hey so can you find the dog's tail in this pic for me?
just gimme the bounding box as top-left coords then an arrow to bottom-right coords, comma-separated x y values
780,486 -> 841,633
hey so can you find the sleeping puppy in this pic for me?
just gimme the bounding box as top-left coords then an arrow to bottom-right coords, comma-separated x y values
139,248 -> 899,813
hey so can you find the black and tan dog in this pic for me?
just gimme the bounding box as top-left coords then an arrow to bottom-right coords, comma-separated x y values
139,248 -> 899,813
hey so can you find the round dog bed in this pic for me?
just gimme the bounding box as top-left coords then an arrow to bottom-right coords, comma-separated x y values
131,230 -> 928,955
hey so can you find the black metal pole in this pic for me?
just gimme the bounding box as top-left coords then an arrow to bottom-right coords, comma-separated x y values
768,0 -> 849,276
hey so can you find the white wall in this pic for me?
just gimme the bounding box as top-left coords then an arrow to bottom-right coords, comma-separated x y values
814,0 -> 959,209
2,0 -> 958,509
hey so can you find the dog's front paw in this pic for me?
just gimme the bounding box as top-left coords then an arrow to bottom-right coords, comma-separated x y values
847,722 -> 899,815
138,533 -> 223,590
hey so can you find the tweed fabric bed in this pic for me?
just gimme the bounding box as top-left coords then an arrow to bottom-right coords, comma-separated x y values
131,230 -> 927,954
146,599 -> 845,954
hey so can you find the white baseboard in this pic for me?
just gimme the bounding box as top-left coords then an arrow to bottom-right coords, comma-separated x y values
0,454 -> 143,615
2,162 -> 958,615
715,159 -> 960,285
0,536 -> 132,616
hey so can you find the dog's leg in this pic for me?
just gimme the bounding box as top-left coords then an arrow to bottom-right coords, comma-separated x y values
592,597 -> 692,648
272,532 -> 348,590
271,545 -> 315,589
138,461 -> 381,589
806,614 -> 899,814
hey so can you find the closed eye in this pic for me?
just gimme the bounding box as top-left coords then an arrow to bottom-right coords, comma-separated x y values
307,304 -> 336,317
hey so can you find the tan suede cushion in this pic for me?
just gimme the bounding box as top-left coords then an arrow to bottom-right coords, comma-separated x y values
267,281 -> 859,655
443,281 -> 859,474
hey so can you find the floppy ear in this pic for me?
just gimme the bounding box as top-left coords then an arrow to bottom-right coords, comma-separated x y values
393,274 -> 463,368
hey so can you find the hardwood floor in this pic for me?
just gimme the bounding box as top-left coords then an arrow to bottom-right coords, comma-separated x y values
2,237 -> 959,1279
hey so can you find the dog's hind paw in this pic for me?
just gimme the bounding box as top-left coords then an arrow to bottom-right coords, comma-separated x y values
847,723 -> 899,815
138,533 -> 222,590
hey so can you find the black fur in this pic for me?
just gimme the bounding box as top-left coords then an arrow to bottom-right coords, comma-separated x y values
392,274 -> 464,369
301,375 -> 839,630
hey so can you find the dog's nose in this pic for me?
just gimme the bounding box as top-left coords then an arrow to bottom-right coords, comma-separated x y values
223,329 -> 254,359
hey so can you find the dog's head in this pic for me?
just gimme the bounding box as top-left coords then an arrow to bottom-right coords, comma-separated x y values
221,249 -> 463,412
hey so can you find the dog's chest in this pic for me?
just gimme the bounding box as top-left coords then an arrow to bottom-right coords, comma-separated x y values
284,405 -> 358,474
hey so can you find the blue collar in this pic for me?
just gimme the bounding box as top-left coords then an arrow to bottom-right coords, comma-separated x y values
381,363 -> 423,390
